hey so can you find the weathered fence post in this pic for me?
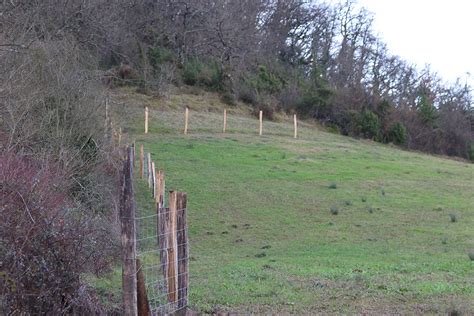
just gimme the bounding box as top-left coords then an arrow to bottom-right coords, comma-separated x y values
259,110 -> 263,136
120,147 -> 137,316
144,107 -> 149,134
294,114 -> 298,139
156,170 -> 165,206
167,192 -> 179,303
147,153 -> 152,189
151,162 -> 156,198
139,145 -> 144,179
223,109 -> 227,133
136,259 -> 151,316
176,192 -> 188,310
184,108 -> 189,135
157,205 -> 169,296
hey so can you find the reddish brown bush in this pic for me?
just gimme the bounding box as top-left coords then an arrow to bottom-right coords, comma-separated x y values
0,151 -> 119,314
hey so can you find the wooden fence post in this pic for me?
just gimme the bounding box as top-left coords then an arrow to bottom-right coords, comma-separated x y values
223,109 -> 227,133
184,108 -> 189,135
139,145 -> 144,179
259,110 -> 263,136
144,107 -> 149,134
156,170 -> 165,207
157,205 -> 169,295
294,114 -> 298,139
136,259 -> 151,316
176,192 -> 188,310
147,153 -> 152,189
120,147 -> 137,316
151,162 -> 156,198
167,191 -> 179,303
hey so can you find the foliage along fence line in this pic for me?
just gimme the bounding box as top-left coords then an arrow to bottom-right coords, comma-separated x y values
120,145 -> 189,315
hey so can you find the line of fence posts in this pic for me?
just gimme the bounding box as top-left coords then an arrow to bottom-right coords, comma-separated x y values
143,107 -> 299,138
120,145 -> 189,315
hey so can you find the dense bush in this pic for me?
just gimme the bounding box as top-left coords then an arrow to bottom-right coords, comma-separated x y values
148,46 -> 175,69
0,37 -> 121,313
0,151 -> 119,314
358,110 -> 381,139
182,59 -> 203,85
387,122 -> 408,145
468,144 -> 474,162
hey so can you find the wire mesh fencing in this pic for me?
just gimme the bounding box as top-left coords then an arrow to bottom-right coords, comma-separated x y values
120,145 -> 189,315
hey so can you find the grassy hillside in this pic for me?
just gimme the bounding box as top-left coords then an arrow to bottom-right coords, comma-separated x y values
113,88 -> 474,314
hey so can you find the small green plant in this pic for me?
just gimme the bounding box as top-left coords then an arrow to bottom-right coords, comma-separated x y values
361,197 -> 367,203
358,110 -> 381,139
381,188 -> 385,196
449,213 -> 457,223
328,182 -> 337,189
330,206 -> 339,215
468,251 -> 474,261
367,207 -> 374,214
220,92 -> 236,106
344,200 -> 353,206
182,59 -> 203,86
441,237 -> 448,245
387,122 -> 408,145
468,143 -> 474,162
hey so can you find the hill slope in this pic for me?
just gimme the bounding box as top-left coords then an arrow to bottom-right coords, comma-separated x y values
114,88 -> 474,314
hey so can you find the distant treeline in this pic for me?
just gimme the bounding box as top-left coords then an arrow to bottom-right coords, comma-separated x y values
3,0 -> 473,160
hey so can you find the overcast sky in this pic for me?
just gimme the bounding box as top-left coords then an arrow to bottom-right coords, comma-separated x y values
333,0 -> 474,85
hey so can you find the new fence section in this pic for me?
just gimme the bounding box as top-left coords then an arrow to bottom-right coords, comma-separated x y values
120,145 -> 189,315
144,107 -> 298,139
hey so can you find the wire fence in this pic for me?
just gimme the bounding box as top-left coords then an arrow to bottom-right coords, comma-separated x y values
120,145 -> 189,315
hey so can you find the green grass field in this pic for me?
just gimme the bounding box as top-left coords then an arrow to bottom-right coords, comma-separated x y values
110,88 -> 474,314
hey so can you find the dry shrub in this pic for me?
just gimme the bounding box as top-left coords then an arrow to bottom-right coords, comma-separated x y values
0,151 -> 119,314
0,36 -> 121,314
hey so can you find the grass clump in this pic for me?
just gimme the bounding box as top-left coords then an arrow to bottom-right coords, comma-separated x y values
449,213 -> 458,223
330,206 -> 339,215
328,182 -> 338,189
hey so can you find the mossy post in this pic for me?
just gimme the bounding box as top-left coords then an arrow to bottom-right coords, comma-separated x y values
184,107 -> 189,135
294,114 -> 298,139
259,110 -> 263,136
144,106 -> 148,134
223,109 -> 227,133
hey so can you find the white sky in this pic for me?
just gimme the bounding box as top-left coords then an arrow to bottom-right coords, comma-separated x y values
337,0 -> 474,85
